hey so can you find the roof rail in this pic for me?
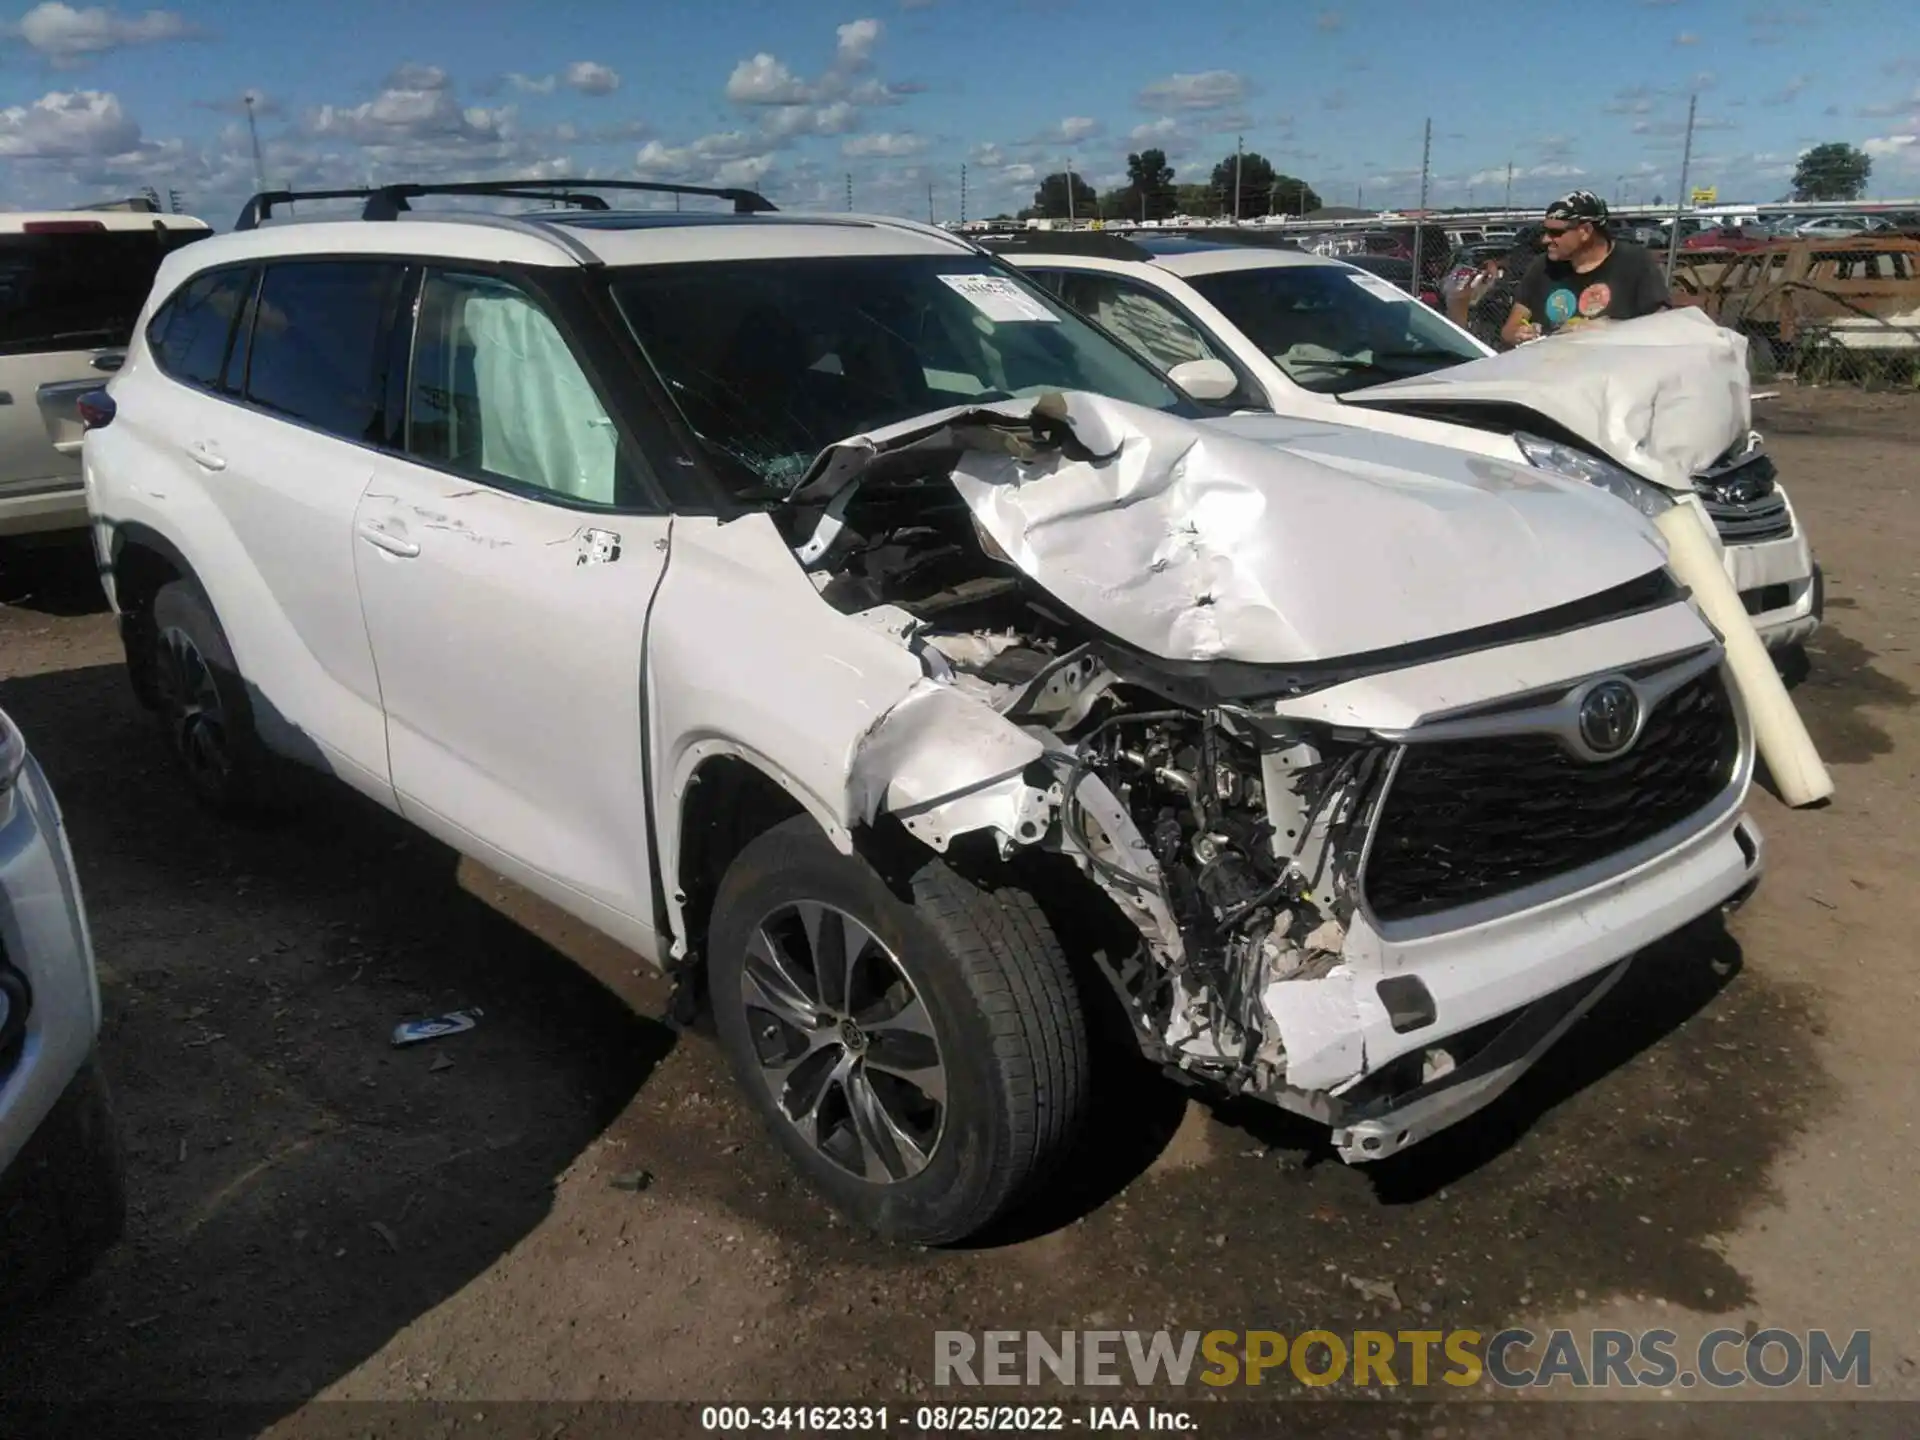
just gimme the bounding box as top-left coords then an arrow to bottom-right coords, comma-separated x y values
975,230 -> 1154,262
233,177 -> 778,231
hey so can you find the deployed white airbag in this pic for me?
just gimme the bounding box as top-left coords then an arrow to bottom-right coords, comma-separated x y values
1343,307 -> 1752,490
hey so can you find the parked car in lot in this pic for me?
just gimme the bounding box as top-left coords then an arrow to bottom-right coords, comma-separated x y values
0,205 -> 210,538
85,179 -> 1768,1244
0,705 -> 125,1302
1793,214 -> 1893,239
988,228 -> 1822,651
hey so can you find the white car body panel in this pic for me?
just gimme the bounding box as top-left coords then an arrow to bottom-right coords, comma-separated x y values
353,459 -> 673,957
926,393 -> 1668,665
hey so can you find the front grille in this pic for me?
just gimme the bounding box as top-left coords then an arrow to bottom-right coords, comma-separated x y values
1704,491 -> 1793,544
1695,450 -> 1794,545
1363,668 -> 1739,924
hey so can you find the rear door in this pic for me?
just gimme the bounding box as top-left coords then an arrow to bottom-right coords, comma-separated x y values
0,223 -> 202,497
188,258 -> 406,799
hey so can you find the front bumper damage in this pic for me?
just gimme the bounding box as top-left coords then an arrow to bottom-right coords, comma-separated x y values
784,390 -> 1763,1164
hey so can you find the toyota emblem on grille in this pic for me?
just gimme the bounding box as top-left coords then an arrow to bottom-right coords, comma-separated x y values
1578,680 -> 1641,756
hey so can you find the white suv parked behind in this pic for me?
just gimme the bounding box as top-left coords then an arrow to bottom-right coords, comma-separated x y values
0,204 -> 209,538
988,231 -> 1823,653
83,180 -> 1765,1244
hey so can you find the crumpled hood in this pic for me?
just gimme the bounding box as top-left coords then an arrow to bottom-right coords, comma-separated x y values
1338,307 -> 1752,490
792,391 -> 1670,666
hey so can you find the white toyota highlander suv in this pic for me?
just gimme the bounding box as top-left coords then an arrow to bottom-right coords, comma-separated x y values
81,179 -> 1765,1244
987,230 -> 1823,653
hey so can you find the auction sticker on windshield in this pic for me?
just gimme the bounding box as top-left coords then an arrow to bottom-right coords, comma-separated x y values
939,273 -> 1062,322
1347,272 -> 1410,303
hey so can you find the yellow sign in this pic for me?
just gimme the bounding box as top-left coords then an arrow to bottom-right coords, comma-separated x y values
1690,186 -> 1718,205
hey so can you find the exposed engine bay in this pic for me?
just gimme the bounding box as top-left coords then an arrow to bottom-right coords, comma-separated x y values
779,455 -> 1389,1104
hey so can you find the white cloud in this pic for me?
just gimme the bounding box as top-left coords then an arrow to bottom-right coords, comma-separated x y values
505,73 -> 555,94
6,2 -> 197,65
842,130 -> 924,157
1135,70 -> 1246,112
1003,162 -> 1036,183
634,129 -> 768,181
0,86 -> 140,156
307,65 -> 510,148
1058,115 -> 1100,143
1129,117 -> 1186,145
564,61 -> 620,96
726,53 -> 816,105
1463,161 -> 1587,187
1859,85 -> 1920,118
764,101 -> 860,140
1863,133 -> 1917,162
969,142 -> 1005,167
1676,30 -> 1699,44
714,153 -> 776,187
836,18 -> 881,69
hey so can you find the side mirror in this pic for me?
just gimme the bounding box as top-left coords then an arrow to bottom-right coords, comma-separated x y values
1167,357 -> 1238,402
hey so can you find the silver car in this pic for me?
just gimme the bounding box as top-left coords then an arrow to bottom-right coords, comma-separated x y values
0,704 -> 124,1301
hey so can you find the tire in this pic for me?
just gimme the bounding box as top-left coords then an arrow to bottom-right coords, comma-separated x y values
149,580 -> 283,816
0,1058 -> 128,1304
708,816 -> 1089,1245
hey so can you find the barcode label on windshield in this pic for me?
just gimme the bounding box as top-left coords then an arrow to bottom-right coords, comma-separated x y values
938,274 -> 1061,323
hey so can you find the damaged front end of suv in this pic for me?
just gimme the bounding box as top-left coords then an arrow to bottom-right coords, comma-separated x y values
764,389 -> 1764,1163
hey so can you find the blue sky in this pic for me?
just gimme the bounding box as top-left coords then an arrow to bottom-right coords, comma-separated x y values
2,0 -> 1917,224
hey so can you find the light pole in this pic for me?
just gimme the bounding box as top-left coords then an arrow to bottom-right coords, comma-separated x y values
242,91 -> 267,196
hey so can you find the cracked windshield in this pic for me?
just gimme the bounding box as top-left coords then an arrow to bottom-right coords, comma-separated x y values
1185,264 -> 1484,393
610,255 -> 1186,491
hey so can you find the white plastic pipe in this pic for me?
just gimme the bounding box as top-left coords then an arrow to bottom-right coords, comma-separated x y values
1655,501 -> 1834,807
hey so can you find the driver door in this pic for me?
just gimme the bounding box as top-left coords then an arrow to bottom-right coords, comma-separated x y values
353,266 -> 672,957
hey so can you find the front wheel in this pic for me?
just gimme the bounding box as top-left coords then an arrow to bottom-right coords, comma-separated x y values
708,817 -> 1089,1245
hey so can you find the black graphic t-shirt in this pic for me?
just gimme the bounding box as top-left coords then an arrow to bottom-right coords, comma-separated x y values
1514,241 -> 1671,333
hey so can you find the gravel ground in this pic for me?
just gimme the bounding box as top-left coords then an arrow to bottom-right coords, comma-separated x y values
1,385 -> 1916,1437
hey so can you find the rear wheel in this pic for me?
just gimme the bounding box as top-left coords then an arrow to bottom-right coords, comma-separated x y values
708,817 -> 1089,1244
149,581 -> 283,816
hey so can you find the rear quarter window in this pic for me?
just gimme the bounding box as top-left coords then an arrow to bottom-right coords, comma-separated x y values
148,267 -> 254,389
245,261 -> 407,443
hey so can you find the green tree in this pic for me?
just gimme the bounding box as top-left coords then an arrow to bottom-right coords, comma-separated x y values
1205,152 -> 1322,219
1269,175 -> 1322,217
1792,143 -> 1872,202
1031,170 -> 1098,219
1211,151 -> 1277,217
1174,182 -> 1216,216
1124,148 -> 1177,221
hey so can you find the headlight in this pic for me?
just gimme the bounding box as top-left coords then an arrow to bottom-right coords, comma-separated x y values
1514,433 -> 1675,519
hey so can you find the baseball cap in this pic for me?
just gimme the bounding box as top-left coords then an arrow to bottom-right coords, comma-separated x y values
1544,190 -> 1609,229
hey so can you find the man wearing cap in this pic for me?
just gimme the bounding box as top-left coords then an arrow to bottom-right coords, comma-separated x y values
1500,190 -> 1671,346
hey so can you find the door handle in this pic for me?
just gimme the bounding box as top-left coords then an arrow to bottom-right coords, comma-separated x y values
186,441 -> 227,472
357,520 -> 420,558
91,351 -> 125,373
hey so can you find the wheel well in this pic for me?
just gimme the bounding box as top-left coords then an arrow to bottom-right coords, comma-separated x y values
111,538 -> 185,709
675,756 -> 808,963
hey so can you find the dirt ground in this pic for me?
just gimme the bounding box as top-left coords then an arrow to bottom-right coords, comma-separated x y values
1,385 -> 1917,1436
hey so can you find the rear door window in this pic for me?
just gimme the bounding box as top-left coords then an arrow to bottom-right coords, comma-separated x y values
246,261 -> 407,443
148,268 -> 253,389
0,226 -> 207,357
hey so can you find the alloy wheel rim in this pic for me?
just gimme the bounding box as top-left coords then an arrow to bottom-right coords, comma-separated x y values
156,626 -> 231,791
740,900 -> 948,1184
